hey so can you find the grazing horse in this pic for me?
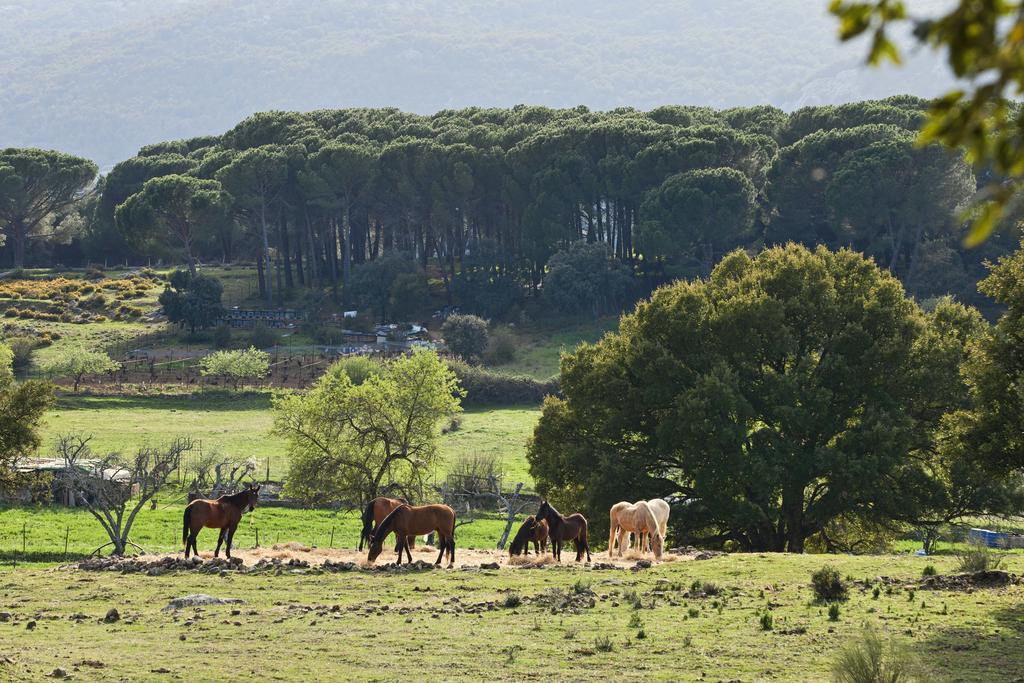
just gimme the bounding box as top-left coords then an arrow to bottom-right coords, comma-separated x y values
367,504 -> 456,567
536,500 -> 591,562
182,484 -> 260,559
646,498 -> 670,552
608,501 -> 633,556
614,500 -> 663,560
508,516 -> 549,556
359,496 -> 416,551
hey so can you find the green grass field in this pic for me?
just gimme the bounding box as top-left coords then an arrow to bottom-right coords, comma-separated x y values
40,395 -> 540,484
1,551 -> 1021,681
496,317 -> 619,379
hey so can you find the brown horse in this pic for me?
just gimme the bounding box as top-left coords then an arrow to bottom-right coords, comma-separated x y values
359,496 -> 416,551
367,504 -> 456,567
508,515 -> 549,556
536,500 -> 591,562
182,484 -> 260,559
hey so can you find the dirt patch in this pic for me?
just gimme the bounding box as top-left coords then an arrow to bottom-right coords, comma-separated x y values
70,545 -> 696,574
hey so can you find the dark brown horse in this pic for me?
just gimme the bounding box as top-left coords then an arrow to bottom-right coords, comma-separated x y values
182,484 -> 260,559
508,515 -> 549,556
367,504 -> 456,567
536,500 -> 590,562
359,496 -> 415,551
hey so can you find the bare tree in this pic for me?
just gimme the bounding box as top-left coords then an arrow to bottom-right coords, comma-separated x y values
185,448 -> 256,498
444,455 -> 532,549
56,434 -> 193,555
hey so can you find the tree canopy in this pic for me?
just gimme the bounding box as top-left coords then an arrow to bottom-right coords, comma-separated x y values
831,0 -> 1024,244
528,243 -> 998,552
0,148 -> 97,268
274,350 -> 463,506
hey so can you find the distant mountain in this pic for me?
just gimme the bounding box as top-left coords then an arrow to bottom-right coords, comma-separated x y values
0,0 -> 955,167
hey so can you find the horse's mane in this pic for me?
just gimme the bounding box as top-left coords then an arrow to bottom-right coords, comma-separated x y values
373,504 -> 407,541
221,487 -> 254,507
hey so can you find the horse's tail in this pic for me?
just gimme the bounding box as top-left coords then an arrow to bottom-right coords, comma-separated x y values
182,505 -> 192,548
359,499 -> 376,551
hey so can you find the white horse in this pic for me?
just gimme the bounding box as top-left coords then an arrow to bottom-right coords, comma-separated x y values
608,501 -> 633,556
611,501 -> 663,559
645,498 -> 670,552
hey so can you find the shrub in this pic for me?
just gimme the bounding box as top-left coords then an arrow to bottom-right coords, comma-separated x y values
759,612 -> 773,631
248,323 -> 278,349
828,603 -> 841,621
921,564 -> 937,577
442,314 -> 489,362
483,326 -> 518,365
502,593 -> 522,609
832,626 -> 912,683
5,336 -> 37,372
811,565 -> 849,602
330,355 -> 380,386
199,347 -> 271,389
594,635 -> 614,653
212,324 -> 233,349
447,360 -> 559,407
955,542 -> 1003,573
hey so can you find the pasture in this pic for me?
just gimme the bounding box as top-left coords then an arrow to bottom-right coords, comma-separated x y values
40,396 -> 540,484
1,551 -> 1021,681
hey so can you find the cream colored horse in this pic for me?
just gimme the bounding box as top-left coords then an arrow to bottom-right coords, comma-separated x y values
608,501 -> 633,556
611,500 -> 663,559
645,498 -> 670,552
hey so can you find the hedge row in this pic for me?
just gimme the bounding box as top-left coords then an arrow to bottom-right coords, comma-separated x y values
447,360 -> 559,407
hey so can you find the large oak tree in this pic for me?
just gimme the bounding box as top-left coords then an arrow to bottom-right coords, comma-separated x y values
528,244 -> 973,552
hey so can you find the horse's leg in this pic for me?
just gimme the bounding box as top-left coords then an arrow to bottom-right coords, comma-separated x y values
404,536 -> 413,564
226,524 -> 237,559
214,528 -> 225,558
395,535 -> 405,565
448,536 -> 455,566
434,535 -> 445,565
187,529 -> 199,558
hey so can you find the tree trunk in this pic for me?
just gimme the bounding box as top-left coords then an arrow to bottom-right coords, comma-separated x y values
496,483 -> 523,550
342,208 -> 352,306
10,218 -> 26,269
260,201 -> 273,307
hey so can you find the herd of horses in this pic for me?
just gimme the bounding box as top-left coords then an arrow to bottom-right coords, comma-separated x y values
181,487 -> 669,566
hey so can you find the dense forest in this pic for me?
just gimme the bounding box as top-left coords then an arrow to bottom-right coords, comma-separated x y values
2,97 -> 1016,321
0,0 -> 955,167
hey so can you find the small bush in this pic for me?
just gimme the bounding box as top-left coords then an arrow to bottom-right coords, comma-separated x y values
594,635 -> 614,653
811,565 -> 849,602
628,612 -> 643,629
872,586 -> 881,600
502,593 -> 522,609
332,355 -> 380,386
759,612 -> 773,631
955,542 -> 1003,573
921,564 -> 937,577
483,325 -> 518,365
828,603 -> 841,621
700,581 -> 722,597
212,324 -> 233,349
5,336 -> 37,371
442,314 -> 490,362
571,579 -> 592,595
248,324 -> 279,349
832,626 -> 912,683
687,607 -> 700,618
